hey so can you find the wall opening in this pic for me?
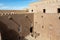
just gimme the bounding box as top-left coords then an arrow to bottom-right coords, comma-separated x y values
41,16 -> 43,18
30,27 -> 33,33
59,17 -> 60,19
31,10 -> 33,12
42,26 -> 44,28
58,8 -> 60,13
43,9 -> 46,13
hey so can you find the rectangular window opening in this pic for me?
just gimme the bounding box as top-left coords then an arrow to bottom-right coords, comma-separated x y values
43,9 -> 46,13
30,27 -> 33,33
58,8 -> 60,13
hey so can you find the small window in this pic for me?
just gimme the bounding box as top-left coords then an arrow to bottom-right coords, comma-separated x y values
30,27 -> 33,33
58,8 -> 60,13
31,10 -> 33,12
43,9 -> 46,13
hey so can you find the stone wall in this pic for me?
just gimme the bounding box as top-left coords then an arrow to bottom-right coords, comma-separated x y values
29,0 -> 60,13
0,11 -> 60,40
0,13 -> 34,40
26,13 -> 60,40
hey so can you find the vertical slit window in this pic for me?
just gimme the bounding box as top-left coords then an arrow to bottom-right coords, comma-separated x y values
43,9 -> 46,13
31,10 -> 33,12
30,27 -> 33,33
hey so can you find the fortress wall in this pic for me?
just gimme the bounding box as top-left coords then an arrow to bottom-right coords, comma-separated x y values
0,13 -> 34,37
0,11 -> 60,40
33,13 -> 60,40
29,0 -> 60,13
0,10 -> 28,15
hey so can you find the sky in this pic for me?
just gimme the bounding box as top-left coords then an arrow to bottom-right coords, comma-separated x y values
0,0 -> 38,10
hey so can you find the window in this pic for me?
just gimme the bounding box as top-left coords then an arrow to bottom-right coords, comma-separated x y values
58,8 -> 60,13
31,10 -> 33,12
30,27 -> 33,33
43,9 -> 46,13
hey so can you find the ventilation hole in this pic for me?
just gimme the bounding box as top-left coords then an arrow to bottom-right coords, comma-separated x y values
25,15 -> 28,18
30,27 -> 33,33
41,16 -> 43,18
31,10 -> 33,12
38,33 -> 40,36
43,9 -> 46,13
42,26 -> 44,28
31,34 -> 33,37
59,17 -> 60,19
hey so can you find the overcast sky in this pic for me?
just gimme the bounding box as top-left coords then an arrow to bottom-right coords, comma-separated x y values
0,0 -> 38,10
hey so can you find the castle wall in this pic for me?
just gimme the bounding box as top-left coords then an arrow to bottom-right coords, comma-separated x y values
0,10 -> 60,40
29,0 -> 60,13
0,10 -> 28,15
26,13 -> 60,40
0,13 -> 34,38
33,13 -> 60,40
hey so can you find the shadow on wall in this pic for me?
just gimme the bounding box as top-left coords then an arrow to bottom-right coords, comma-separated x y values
0,21 -> 28,40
